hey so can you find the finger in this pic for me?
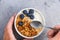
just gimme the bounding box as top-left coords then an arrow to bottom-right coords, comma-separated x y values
54,31 -> 60,38
52,25 -> 60,38
6,15 -> 15,28
6,15 -> 16,39
47,29 -> 55,38
54,25 -> 60,30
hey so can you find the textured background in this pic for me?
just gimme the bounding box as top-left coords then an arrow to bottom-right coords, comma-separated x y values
0,0 -> 60,40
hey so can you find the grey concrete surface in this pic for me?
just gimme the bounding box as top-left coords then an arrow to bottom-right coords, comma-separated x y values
0,0 -> 60,40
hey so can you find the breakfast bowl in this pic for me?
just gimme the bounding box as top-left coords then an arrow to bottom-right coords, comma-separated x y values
14,8 -> 45,38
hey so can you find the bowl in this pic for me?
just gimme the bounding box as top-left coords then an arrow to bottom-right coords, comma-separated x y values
14,8 -> 45,38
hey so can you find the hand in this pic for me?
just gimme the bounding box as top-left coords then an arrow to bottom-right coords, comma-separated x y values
3,15 -> 16,40
3,15 -> 33,40
47,25 -> 60,40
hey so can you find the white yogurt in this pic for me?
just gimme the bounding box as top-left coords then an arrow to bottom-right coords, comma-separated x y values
33,10 -> 43,23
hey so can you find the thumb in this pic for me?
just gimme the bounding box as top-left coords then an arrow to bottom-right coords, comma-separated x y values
6,15 -> 15,28
5,15 -> 16,39
54,31 -> 60,38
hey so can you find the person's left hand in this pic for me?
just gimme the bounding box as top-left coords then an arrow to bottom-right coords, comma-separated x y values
3,15 -> 33,40
3,15 -> 16,40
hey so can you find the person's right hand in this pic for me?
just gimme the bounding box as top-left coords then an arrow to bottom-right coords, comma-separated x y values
47,25 -> 60,40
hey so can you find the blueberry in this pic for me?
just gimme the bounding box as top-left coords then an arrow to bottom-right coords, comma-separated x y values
29,9 -> 34,14
30,15 -> 34,19
27,13 -> 32,17
20,14 -> 24,19
23,10 -> 28,14
18,21 -> 24,26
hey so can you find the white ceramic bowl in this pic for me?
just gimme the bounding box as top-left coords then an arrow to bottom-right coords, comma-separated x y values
14,8 -> 45,38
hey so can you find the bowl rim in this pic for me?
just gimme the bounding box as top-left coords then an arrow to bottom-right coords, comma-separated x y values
14,8 -> 45,38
